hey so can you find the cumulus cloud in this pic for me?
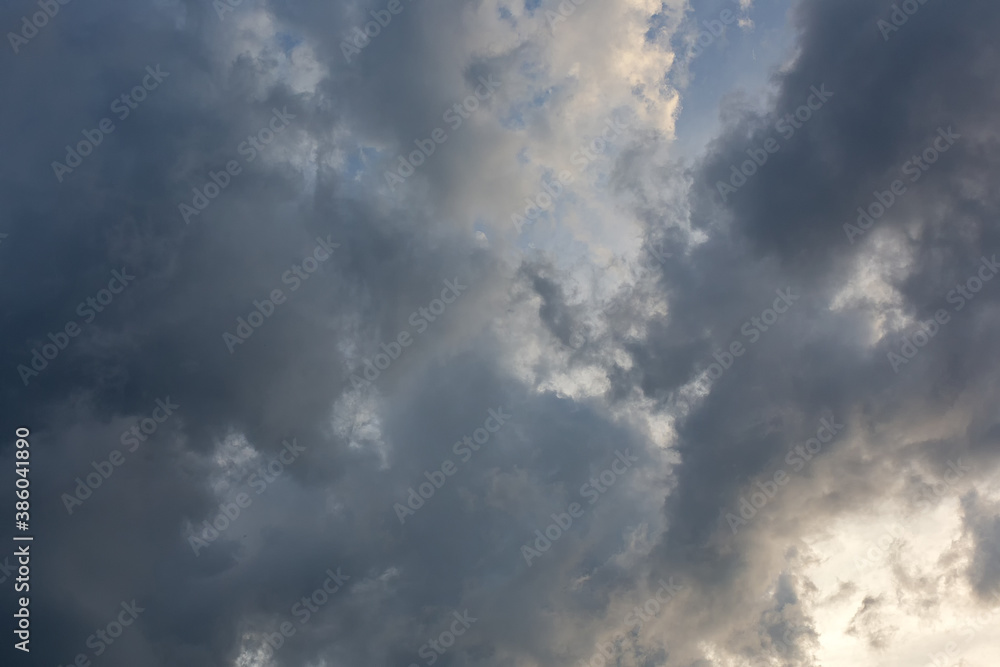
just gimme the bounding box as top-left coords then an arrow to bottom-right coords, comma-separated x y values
2,0 -> 999,665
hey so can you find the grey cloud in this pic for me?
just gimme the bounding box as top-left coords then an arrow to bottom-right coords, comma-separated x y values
4,0 -> 1000,665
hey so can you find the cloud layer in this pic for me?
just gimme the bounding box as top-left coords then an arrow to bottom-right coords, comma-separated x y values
2,0 -> 999,665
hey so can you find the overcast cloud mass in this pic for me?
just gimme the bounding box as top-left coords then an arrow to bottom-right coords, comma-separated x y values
1,0 -> 999,665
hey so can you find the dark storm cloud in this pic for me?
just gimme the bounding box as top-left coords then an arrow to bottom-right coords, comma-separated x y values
598,0 -> 1000,661
3,0 -> 1000,665
626,0 -> 1000,531
698,0 -> 1000,262
0,1 -> 523,664
0,0 -> 666,663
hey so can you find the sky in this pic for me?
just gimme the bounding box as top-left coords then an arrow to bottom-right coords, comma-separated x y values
1,0 -> 999,666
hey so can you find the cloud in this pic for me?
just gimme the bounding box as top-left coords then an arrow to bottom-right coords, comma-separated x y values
3,0 -> 1000,665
